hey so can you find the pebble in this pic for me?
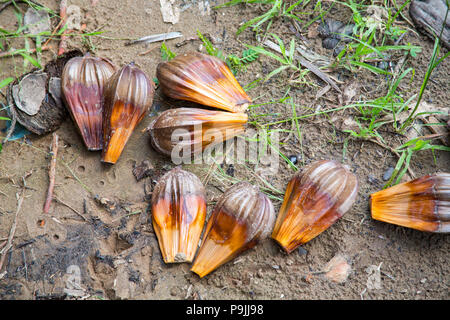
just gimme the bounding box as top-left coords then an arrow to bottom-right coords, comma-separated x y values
323,254 -> 351,284
257,269 -> 264,278
367,175 -> 380,185
170,287 -> 178,296
383,167 -> 395,181
289,155 -> 298,165
298,247 -> 308,256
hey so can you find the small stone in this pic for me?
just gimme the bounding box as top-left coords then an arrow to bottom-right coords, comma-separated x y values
323,254 -> 351,284
24,8 -> 51,36
170,286 -> 179,296
302,274 -> 314,283
226,164 -> 235,177
289,155 -> 298,165
420,278 -> 427,284
298,247 -> 308,256
383,167 -> 395,181
367,175 -> 380,185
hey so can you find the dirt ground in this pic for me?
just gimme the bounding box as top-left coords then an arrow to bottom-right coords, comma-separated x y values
0,0 -> 449,300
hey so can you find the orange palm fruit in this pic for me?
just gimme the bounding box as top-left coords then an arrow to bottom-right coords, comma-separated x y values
146,107 -> 247,159
370,173 -> 449,233
152,167 -> 207,263
271,160 -> 358,253
102,63 -> 155,164
61,52 -> 116,150
156,52 -> 251,113
191,182 -> 275,277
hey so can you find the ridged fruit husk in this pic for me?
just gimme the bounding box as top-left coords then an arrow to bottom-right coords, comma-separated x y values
146,107 -> 248,158
102,63 -> 155,164
271,160 -> 358,253
370,173 -> 450,233
156,52 -> 251,113
191,182 -> 275,278
61,52 -> 117,150
152,167 -> 206,263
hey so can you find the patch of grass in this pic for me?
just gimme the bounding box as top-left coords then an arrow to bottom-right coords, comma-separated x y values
0,1 -> 105,72
0,77 -> 14,153
214,0 -> 308,36
245,34 -> 311,85
160,42 -> 176,61
197,30 -> 259,74
400,32 -> 450,132
209,160 -> 284,202
384,138 -> 450,188
331,0 -> 421,76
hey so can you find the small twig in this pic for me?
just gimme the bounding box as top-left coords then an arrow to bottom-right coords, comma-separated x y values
111,211 -> 142,222
202,162 -> 217,186
138,44 -> 159,56
42,18 -> 65,48
3,84 -> 17,144
58,0 -> 68,56
43,133 -> 59,213
22,248 -> 28,281
54,197 -> 88,222
0,189 -> 26,273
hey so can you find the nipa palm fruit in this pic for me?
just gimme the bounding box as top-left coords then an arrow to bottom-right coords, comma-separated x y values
146,107 -> 247,158
62,52 -> 116,150
102,63 -> 155,164
370,173 -> 449,233
271,160 -> 358,253
156,52 -> 251,113
152,167 -> 207,263
191,182 -> 275,277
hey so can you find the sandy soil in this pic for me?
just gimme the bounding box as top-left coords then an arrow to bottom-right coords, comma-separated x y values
0,0 -> 449,300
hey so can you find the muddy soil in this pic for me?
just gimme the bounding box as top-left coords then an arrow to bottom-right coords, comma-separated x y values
0,0 -> 449,300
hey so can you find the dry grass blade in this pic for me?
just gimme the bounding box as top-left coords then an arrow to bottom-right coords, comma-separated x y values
263,39 -> 341,93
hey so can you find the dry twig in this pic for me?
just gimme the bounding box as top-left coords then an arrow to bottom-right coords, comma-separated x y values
58,0 -> 68,56
54,196 -> 88,222
43,133 -> 59,213
0,189 -> 26,273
